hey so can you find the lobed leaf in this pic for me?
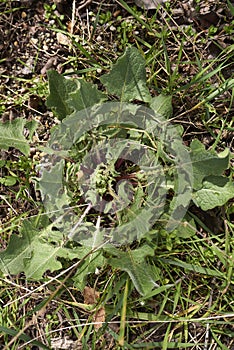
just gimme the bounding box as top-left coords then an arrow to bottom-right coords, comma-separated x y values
100,47 -> 151,102
0,118 -> 30,156
0,220 -> 79,279
107,245 -> 157,296
190,140 -> 230,190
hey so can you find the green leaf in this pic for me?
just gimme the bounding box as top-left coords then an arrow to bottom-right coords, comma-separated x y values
68,79 -> 106,111
25,119 -> 39,140
150,94 -> 173,119
160,258 -> 222,277
37,159 -> 65,201
0,176 -> 17,186
72,249 -> 106,290
107,245 -> 156,295
100,47 -> 151,102
174,214 -> 197,238
193,176 -> 234,210
0,220 -> 79,279
46,70 -> 76,120
190,140 -> 230,190
0,118 -> 30,156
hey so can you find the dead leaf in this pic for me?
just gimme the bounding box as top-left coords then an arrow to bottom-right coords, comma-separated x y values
83,286 -> 99,304
83,286 -> 105,330
93,306 -> 105,330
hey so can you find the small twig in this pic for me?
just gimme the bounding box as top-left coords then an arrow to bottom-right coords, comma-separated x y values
0,195 -> 18,215
77,0 -> 92,12
0,277 -> 31,292
204,290 -> 213,350
12,311 -> 234,348
68,202 -> 92,239
71,0 -> 76,36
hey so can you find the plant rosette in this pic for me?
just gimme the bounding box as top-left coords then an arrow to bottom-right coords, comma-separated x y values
37,101 -> 193,247
0,47 -> 233,295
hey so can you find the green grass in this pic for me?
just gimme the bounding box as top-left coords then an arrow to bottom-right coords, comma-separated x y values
0,0 -> 233,349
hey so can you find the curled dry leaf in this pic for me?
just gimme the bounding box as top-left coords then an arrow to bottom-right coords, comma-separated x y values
93,306 -> 106,330
83,286 -> 105,330
83,286 -> 99,304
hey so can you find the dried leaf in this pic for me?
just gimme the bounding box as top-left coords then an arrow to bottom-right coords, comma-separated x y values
83,287 -> 105,330
93,306 -> 105,330
83,286 -> 99,304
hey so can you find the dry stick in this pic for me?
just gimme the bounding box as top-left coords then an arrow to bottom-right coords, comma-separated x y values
71,0 -> 76,36
3,243 -> 105,350
68,202 -> 92,239
0,195 -> 18,215
203,261 -> 221,350
77,0 -> 92,12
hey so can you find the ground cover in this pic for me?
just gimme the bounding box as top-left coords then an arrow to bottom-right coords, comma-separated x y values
0,0 -> 234,349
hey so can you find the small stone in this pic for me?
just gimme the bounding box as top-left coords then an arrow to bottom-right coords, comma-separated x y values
30,38 -> 38,45
56,32 -> 71,46
21,11 -> 27,19
22,57 -> 34,75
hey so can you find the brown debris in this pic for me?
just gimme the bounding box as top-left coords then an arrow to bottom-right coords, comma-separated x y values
83,286 -> 105,330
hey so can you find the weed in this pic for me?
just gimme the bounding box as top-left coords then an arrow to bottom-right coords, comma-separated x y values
0,1 -> 233,349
